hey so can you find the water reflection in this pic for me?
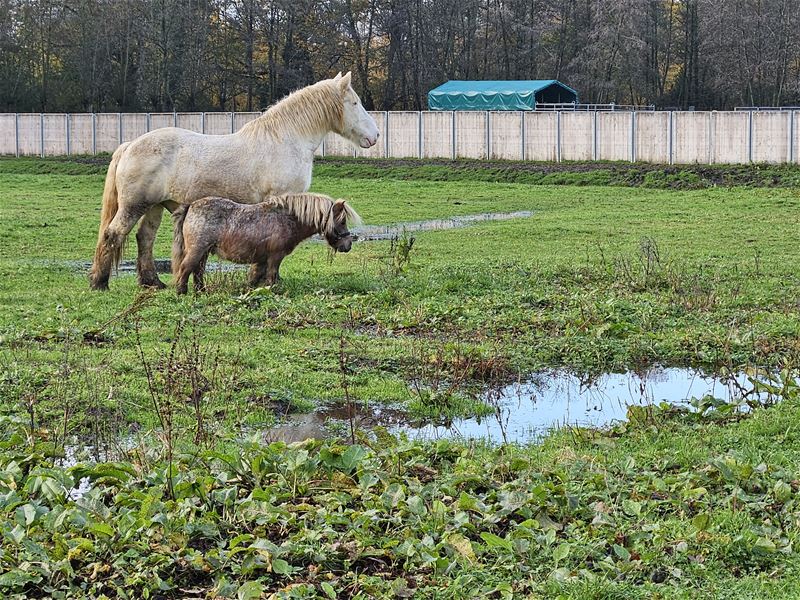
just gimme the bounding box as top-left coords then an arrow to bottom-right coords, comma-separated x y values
396,367 -> 752,444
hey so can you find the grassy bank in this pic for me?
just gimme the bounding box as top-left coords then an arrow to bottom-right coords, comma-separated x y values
1,156 -> 800,597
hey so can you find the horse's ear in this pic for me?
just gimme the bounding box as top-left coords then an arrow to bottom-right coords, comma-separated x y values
333,72 -> 342,80
332,199 -> 346,215
339,71 -> 352,91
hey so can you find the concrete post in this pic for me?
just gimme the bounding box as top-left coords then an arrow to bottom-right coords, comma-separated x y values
66,114 -> 70,156
451,111 -> 456,160
384,111 -> 389,158
486,111 -> 491,160
40,113 -> 45,158
118,113 -> 123,146
14,113 -> 19,157
146,113 -> 151,132
668,111 -> 674,165
91,113 -> 97,155
173,112 -> 177,127
790,111 -> 796,164
418,111 -> 423,159
631,111 -> 636,162
556,111 -> 562,163
201,112 -> 206,134
592,111 -> 598,161
708,112 -> 715,164
521,112 -> 525,161
748,110 -> 754,163
230,111 -> 235,134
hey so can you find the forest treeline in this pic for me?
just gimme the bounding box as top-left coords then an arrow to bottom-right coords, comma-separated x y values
1,0 -> 799,113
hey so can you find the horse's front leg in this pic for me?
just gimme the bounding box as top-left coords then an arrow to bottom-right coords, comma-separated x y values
136,205 -> 166,289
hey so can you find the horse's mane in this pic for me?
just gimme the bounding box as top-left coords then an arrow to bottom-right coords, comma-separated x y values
267,193 -> 361,235
239,79 -> 344,139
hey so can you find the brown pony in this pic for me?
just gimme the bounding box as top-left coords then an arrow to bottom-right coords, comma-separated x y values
171,193 -> 360,294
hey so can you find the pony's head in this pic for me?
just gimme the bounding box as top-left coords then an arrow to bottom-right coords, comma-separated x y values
334,72 -> 379,149
324,199 -> 360,253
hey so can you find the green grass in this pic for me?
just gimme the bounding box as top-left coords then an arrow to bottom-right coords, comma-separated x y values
1,157 -> 800,598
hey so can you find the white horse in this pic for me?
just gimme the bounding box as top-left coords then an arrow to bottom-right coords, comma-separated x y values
89,72 -> 379,290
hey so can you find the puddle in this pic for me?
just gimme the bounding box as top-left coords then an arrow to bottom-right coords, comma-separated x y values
52,211 -> 534,273
56,367 -> 785,498
264,367 -> 771,445
396,368 -> 757,444
352,211 -> 534,241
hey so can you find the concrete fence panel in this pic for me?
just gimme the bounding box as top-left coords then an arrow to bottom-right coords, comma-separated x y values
233,112 -> 260,132
712,112 -> 749,164
323,133 -> 354,157
149,113 -> 175,131
490,112 -> 523,160
635,112 -> 670,163
176,113 -> 203,133
121,113 -> 148,143
205,112 -> 233,135
42,114 -> 68,156
455,112 -> 487,159
387,111 -> 419,158
69,114 -> 94,155
17,114 -> 42,156
2,110 -> 799,164
673,112 -> 710,164
0,115 -> 16,154
598,112 -> 632,162
421,111 -> 452,159
357,112 -> 386,158
560,112 -> 592,161
96,114 -> 121,153
752,111 -> 790,164
524,112 -> 557,161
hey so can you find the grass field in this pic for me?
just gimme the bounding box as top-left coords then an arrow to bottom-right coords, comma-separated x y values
1,156 -> 800,598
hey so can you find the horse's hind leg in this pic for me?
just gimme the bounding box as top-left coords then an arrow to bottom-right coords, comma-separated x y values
90,205 -> 146,290
136,205 -> 166,289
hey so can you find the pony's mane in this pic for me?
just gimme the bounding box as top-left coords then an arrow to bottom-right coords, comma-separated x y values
267,193 -> 361,236
239,79 -> 344,139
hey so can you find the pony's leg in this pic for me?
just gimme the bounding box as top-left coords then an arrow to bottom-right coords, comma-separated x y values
248,262 -> 268,287
136,205 -> 166,289
193,253 -> 208,293
90,205 -> 146,291
175,247 -> 207,295
265,253 -> 286,286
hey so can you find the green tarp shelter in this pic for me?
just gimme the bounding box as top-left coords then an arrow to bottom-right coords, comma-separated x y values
427,80 -> 578,111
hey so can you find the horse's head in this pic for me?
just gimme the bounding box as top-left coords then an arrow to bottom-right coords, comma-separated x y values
325,199 -> 360,253
335,72 -> 379,149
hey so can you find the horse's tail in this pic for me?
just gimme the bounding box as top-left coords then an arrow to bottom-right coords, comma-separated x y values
171,204 -> 190,278
94,143 -> 128,269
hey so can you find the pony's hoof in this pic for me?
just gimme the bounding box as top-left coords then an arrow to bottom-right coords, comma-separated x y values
88,275 -> 109,291
138,277 -> 166,290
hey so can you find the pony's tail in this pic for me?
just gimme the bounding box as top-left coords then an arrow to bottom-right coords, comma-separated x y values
93,143 -> 126,268
171,204 -> 190,278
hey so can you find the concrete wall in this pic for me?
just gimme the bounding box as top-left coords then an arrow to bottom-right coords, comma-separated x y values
422,111 -> 453,159
2,110 -> 797,165
489,112 -> 523,160
524,112 -> 557,161
560,112 -> 593,161
635,112 -> 670,163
